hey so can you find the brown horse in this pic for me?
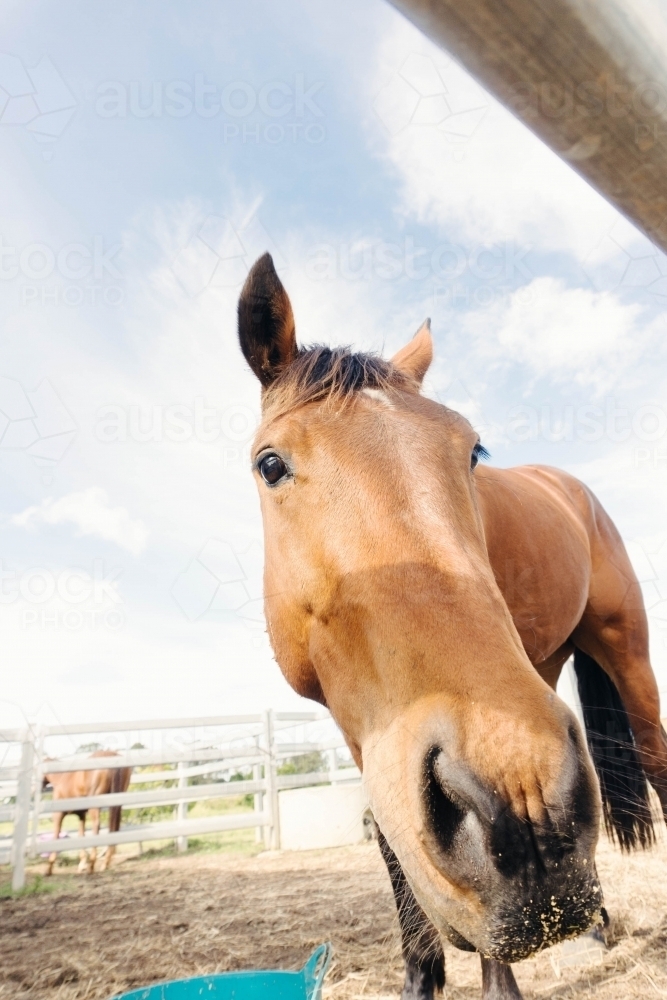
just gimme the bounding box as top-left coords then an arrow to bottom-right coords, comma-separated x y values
237,254 -> 667,1000
43,751 -> 132,875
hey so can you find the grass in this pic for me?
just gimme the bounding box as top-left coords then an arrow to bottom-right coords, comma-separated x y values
0,873 -> 67,899
0,828 -> 262,898
0,825 -> 260,897
129,827 -> 261,862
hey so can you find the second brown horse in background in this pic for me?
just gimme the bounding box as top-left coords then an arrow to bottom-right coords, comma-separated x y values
43,750 -> 132,875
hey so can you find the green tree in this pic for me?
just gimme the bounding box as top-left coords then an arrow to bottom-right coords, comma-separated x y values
277,751 -> 327,775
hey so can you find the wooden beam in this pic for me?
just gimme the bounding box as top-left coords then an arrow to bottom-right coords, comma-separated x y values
386,0 -> 667,252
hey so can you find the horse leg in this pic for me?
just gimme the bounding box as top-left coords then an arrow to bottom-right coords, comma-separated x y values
378,829 -> 446,998
45,811 -> 63,876
88,808 -> 100,872
480,958 -> 523,999
100,847 -> 115,871
77,812 -> 92,873
97,806 -> 112,871
101,803 -> 121,871
378,831 -> 527,999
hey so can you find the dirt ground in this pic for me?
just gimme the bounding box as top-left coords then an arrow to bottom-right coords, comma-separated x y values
1,832 -> 667,1000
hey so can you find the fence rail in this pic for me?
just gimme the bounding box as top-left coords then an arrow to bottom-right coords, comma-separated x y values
37,711 -> 325,737
2,710 -> 359,891
41,747 -> 267,773
36,812 -> 271,854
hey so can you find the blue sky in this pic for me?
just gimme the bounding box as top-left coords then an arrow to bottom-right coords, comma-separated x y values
1,0 -> 667,728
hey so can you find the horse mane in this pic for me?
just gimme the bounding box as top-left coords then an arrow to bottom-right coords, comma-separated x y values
262,345 -> 417,417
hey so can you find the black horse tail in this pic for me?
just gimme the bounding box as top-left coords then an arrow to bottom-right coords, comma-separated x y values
573,649 -> 656,851
108,766 -> 126,834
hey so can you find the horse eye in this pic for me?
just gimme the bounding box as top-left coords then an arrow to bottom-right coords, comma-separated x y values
471,442 -> 489,470
258,453 -> 288,486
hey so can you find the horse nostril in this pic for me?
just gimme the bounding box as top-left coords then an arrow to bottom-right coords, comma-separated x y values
425,748 -> 466,853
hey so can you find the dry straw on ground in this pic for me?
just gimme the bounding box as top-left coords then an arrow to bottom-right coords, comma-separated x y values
1,831 -> 666,1000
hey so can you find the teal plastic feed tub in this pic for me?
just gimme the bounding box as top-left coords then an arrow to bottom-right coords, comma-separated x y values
112,944 -> 331,1000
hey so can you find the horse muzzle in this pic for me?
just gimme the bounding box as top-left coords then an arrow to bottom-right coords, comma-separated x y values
363,706 -> 602,961
421,741 -> 602,960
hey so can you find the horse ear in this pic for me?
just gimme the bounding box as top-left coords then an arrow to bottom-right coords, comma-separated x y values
238,253 -> 298,387
391,319 -> 433,386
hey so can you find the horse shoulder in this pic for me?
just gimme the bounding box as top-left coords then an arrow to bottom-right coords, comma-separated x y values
475,464 -> 593,663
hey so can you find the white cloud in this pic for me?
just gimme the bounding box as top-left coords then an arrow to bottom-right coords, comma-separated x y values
465,277 -> 646,389
497,278 -> 640,368
366,19 -> 623,257
11,487 -> 148,555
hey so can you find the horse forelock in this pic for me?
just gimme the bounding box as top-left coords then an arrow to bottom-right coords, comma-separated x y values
261,345 -> 418,419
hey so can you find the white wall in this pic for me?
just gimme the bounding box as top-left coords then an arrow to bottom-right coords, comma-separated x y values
279,784 -> 370,851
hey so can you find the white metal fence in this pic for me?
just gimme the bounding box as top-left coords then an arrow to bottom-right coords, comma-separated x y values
0,727 -> 24,871
0,711 -> 360,891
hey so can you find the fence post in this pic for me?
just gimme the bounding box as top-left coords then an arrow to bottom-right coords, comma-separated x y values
253,736 -> 263,844
328,747 -> 339,785
29,725 -> 46,857
11,728 -> 35,892
176,762 -> 188,853
263,709 -> 280,850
